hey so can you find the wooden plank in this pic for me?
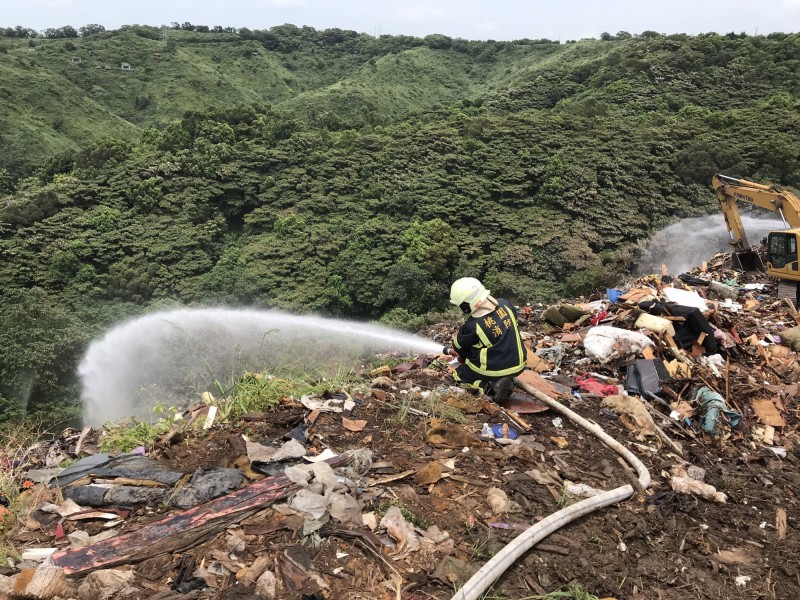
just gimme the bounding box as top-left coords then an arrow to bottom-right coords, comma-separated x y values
516,370 -> 563,399
524,344 -> 551,373
52,476 -> 299,576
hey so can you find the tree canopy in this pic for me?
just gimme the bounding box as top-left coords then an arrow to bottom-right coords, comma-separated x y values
0,27 -> 798,422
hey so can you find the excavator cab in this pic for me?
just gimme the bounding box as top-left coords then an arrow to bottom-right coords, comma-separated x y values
766,230 -> 800,274
767,230 -> 800,304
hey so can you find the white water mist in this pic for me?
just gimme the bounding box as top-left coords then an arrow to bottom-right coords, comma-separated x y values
79,308 -> 441,426
637,212 -> 784,275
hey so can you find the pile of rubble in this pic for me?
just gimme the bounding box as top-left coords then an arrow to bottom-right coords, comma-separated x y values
0,251 -> 798,600
514,252 -> 799,453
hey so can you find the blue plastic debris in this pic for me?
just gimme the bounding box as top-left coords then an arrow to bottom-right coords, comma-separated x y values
491,423 -> 519,439
695,386 -> 741,435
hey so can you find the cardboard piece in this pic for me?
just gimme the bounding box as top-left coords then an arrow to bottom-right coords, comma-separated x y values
524,345 -> 552,373
560,332 -> 583,343
771,345 -> 792,359
751,399 -> 786,427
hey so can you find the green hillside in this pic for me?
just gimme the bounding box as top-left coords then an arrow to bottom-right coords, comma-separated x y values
0,26 -> 799,421
0,26 -> 509,174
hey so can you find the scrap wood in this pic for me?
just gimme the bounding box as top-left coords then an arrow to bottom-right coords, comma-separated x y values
99,477 -> 170,488
534,543 -> 571,556
51,475 -> 300,575
497,407 -> 531,432
784,297 -> 800,325
73,426 -> 92,456
524,341 -> 551,372
278,545 -> 329,593
497,392 -> 550,414
751,399 -> 786,427
242,514 -> 303,536
324,524 -> 384,555
640,401 -> 685,456
777,508 -> 787,540
367,470 -> 414,487
516,370 -> 565,399
449,474 -> 490,487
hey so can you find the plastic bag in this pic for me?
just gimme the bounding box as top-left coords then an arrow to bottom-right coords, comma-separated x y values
583,326 -> 653,363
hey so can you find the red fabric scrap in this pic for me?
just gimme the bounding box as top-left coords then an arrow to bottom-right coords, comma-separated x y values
576,375 -> 618,397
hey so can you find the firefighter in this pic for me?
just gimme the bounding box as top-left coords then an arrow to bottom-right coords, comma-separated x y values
447,277 -> 527,402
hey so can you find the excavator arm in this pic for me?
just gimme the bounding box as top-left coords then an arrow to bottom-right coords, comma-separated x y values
712,174 -> 800,286
713,174 -> 800,249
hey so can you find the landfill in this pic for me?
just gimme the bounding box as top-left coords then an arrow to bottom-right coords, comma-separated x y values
0,249 -> 798,600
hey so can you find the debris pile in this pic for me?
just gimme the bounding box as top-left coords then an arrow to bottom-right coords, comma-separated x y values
0,251 -> 798,600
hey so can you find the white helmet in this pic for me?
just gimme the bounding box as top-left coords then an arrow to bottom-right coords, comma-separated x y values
450,277 -> 490,314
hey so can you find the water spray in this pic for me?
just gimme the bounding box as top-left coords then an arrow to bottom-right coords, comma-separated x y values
637,213 -> 783,275
79,308 -> 441,426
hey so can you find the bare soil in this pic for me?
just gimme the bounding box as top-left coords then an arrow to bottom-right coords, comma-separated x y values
37,379 -> 796,600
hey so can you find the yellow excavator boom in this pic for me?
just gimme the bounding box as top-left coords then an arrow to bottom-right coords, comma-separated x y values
713,174 -> 800,250
712,174 -> 800,294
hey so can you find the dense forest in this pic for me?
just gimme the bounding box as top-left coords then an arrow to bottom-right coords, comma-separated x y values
1,24 -> 799,422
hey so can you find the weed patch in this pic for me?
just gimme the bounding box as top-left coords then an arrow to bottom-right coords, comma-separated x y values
376,498 -> 428,529
522,582 -> 602,600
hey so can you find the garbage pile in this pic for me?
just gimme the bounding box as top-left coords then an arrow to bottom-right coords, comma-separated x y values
0,250 -> 798,600
516,252 -> 798,452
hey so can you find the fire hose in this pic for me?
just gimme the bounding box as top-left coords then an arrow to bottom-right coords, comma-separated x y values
449,380 -> 652,600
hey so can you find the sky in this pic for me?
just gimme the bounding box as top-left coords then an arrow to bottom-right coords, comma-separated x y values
0,0 -> 798,41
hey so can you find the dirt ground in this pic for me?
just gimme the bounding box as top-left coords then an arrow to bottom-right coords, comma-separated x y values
46,375 -> 793,600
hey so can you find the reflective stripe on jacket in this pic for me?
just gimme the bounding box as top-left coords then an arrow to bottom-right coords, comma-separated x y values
452,298 -> 526,378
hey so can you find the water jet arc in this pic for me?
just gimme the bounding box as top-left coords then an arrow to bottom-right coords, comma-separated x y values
79,308 -> 441,426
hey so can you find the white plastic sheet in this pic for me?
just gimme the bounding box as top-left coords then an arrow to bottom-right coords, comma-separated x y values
662,287 -> 709,312
583,326 -> 653,364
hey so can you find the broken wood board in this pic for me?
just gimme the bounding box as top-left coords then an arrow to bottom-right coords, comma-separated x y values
498,391 -> 549,414
516,370 -> 566,399
524,347 -> 551,373
620,288 -> 657,303
51,476 -> 299,575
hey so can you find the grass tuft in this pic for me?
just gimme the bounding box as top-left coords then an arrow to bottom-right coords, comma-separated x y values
0,420 -> 48,566
520,582 -> 602,600
376,498 -> 428,529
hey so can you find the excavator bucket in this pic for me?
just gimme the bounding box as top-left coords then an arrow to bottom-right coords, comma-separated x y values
732,249 -> 765,273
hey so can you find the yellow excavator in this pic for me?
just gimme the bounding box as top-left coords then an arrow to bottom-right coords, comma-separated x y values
713,174 -> 800,302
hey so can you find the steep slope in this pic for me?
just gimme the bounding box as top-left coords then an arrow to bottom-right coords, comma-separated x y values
0,53 -> 140,174
0,26 -> 418,173
275,41 -> 567,127
0,30 -> 799,420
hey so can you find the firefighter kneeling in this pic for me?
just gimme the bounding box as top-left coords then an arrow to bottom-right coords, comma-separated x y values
447,277 -> 527,402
